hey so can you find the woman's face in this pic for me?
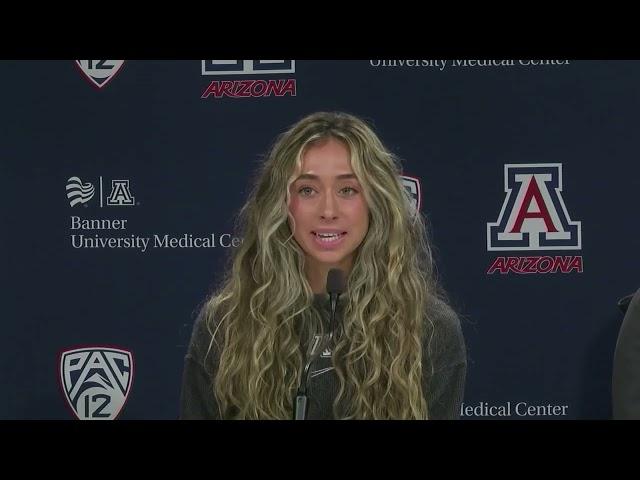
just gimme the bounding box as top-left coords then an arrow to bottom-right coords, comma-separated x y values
288,137 -> 370,276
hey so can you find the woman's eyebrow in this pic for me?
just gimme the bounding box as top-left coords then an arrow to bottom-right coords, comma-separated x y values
295,173 -> 358,181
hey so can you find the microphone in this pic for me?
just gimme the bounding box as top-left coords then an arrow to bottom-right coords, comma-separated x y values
326,268 -> 346,345
294,268 -> 346,420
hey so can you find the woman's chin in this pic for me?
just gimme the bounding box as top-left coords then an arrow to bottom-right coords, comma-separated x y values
308,251 -> 351,267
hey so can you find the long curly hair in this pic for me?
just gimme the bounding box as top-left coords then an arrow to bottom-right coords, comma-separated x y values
201,112 -> 441,419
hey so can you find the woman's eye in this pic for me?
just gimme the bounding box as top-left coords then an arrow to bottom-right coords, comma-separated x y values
298,186 -> 314,196
297,186 -> 358,197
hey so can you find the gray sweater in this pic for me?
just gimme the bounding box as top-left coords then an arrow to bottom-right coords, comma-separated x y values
613,288 -> 640,419
180,294 -> 467,420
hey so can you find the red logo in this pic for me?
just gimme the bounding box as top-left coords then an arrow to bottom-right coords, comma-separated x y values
201,79 -> 296,98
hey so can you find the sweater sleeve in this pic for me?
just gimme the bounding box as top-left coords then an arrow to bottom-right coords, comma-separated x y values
179,310 -> 222,420
613,288 -> 640,419
423,299 -> 468,420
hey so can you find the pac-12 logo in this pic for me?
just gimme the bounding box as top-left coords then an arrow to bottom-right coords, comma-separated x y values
400,175 -> 421,215
59,347 -> 134,420
75,61 -> 125,89
487,164 -> 581,251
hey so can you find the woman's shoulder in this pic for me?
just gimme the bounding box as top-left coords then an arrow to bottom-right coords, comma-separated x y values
429,296 -> 462,329
185,305 -> 219,369
425,296 -> 467,370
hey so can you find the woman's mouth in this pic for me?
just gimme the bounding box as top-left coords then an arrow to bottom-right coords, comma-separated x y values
311,231 -> 347,248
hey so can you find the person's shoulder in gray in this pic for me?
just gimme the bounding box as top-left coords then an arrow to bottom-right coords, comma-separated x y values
613,287 -> 640,419
179,309 -> 221,420
424,296 -> 467,420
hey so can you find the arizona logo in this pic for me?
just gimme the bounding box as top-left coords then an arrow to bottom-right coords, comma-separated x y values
58,346 -> 134,420
487,164 -> 581,251
486,164 -> 582,274
486,255 -> 583,274
106,180 -> 135,206
201,60 -> 296,99
201,79 -> 296,98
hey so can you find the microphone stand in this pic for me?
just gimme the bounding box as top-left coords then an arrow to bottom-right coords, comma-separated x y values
294,291 -> 340,420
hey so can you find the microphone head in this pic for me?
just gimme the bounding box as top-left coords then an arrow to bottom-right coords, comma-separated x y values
326,268 -> 346,295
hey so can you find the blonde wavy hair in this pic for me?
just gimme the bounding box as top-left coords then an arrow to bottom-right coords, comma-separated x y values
201,112 -> 441,419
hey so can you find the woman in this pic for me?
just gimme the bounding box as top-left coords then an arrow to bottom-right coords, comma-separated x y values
180,111 -> 466,419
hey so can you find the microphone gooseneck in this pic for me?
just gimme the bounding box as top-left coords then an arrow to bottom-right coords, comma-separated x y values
326,268 -> 346,345
294,268 -> 346,420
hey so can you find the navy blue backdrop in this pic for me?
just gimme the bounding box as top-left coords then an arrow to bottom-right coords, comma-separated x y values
2,60 -> 637,419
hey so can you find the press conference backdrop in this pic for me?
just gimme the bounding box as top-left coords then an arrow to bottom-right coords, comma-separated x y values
2,60 -> 637,420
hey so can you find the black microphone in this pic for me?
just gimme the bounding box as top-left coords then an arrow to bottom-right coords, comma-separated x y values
294,269 -> 346,420
326,268 -> 346,345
